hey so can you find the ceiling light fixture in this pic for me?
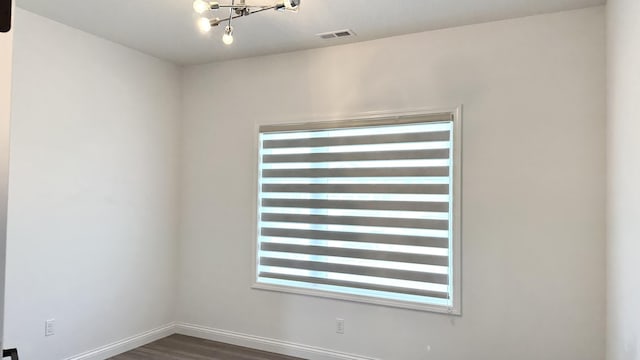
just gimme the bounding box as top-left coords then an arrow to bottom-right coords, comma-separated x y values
193,0 -> 301,44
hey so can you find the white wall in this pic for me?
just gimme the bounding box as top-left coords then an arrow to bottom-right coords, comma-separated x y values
0,0 -> 13,350
178,7 -> 606,360
607,0 -> 640,359
3,9 -> 181,359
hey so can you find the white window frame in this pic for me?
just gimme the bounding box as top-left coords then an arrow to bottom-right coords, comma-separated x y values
251,107 -> 462,314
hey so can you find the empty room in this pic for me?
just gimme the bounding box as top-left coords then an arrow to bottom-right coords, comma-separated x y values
0,0 -> 637,359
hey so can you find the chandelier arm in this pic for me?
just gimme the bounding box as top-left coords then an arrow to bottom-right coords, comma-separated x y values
216,14 -> 242,24
244,5 -> 278,14
228,0 -> 234,27
216,4 -> 274,9
213,4 -> 278,25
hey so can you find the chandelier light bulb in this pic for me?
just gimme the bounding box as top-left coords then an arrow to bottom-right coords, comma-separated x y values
197,17 -> 212,33
193,0 -> 210,14
222,26 -> 234,45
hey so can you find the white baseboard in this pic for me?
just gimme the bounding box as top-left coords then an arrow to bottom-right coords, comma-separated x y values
63,321 -> 378,360
64,322 -> 176,360
174,322 -> 380,360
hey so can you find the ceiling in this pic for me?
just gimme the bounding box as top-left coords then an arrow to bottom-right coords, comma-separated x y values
16,0 -> 604,65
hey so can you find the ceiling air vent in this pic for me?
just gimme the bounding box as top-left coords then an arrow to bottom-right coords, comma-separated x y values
316,29 -> 356,40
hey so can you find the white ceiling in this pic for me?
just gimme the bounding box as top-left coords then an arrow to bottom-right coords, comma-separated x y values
16,0 -> 604,65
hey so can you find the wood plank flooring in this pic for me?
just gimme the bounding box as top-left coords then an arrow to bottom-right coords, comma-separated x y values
109,334 -> 306,360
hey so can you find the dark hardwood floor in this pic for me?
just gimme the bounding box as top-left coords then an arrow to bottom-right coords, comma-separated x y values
109,334 -> 305,360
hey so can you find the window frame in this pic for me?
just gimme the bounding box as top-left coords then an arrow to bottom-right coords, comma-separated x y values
251,107 -> 462,315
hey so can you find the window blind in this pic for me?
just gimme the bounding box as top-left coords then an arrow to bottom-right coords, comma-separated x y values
257,113 -> 455,306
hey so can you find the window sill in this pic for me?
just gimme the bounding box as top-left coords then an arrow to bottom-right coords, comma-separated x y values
251,282 -> 461,315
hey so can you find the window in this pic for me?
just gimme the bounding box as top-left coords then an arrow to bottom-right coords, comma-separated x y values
254,111 -> 461,313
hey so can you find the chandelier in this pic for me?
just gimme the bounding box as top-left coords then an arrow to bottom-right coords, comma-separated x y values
193,0 -> 301,45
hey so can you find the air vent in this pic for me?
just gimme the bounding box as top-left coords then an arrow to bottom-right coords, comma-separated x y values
316,29 -> 356,40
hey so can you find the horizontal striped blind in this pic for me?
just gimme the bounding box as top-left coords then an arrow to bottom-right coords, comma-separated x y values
257,114 -> 455,306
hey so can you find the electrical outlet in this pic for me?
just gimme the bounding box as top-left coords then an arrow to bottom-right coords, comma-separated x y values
45,319 -> 55,336
336,318 -> 344,334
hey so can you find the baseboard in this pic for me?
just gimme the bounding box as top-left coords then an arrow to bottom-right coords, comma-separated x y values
64,322 -> 176,360
174,322 -> 380,360
62,321 -> 379,360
